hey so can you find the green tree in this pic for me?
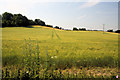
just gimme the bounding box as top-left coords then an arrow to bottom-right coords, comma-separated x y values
2,12 -> 46,27
54,26 -> 60,29
107,29 -> 113,32
79,28 -> 86,31
28,20 -> 36,25
2,12 -> 13,27
12,14 -> 29,26
46,24 -> 53,28
73,27 -> 78,31
35,19 -> 45,26
115,30 -> 120,33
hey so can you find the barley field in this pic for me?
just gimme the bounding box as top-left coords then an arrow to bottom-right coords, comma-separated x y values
1,26 -> 119,79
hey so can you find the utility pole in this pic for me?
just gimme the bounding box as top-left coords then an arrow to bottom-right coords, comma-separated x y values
103,24 -> 105,34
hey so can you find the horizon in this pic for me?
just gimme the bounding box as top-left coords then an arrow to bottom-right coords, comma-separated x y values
0,1 -> 119,31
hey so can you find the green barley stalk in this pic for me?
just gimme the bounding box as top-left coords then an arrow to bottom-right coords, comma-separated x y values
24,39 -> 28,69
46,46 -> 49,70
17,69 -> 20,79
29,38 -> 31,57
36,40 -> 40,73
66,70 -> 69,78
37,40 -> 39,65
24,39 -> 27,56
44,46 -> 49,78
29,38 -> 32,70
22,39 -> 26,67
5,68 -> 9,78
60,69 -> 62,78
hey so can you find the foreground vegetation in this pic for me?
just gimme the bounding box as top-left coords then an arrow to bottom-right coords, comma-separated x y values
1,26 -> 119,78
2,66 -> 118,79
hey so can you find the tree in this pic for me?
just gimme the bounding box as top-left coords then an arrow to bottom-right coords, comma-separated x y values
2,12 -> 29,27
2,12 -> 13,27
12,14 -> 29,26
59,27 -> 62,29
2,12 -> 13,20
35,19 -> 45,26
107,29 -> 113,32
115,30 -> 120,33
2,12 -> 46,27
28,20 -> 36,25
46,25 -> 53,28
54,26 -> 60,29
73,27 -> 78,31
79,28 -> 86,31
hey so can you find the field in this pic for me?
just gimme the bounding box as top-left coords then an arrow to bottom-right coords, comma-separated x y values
1,26 -> 119,79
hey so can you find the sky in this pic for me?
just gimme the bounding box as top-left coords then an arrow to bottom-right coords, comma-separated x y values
0,0 -> 119,30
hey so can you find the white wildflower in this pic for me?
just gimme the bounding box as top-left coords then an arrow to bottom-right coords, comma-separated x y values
26,71 -> 29,73
116,75 -> 119,78
51,56 -> 53,58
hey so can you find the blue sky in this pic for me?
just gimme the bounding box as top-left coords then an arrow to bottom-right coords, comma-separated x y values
0,0 -> 119,30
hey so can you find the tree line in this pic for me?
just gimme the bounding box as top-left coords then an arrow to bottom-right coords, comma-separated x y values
106,29 -> 120,33
1,12 -> 120,33
73,27 -> 86,31
1,12 -> 63,29
2,12 -> 46,27
72,27 -> 120,33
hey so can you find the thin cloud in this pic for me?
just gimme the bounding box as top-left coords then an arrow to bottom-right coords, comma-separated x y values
80,0 -> 101,9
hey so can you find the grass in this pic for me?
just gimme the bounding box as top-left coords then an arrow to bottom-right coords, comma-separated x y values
1,26 -> 119,78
